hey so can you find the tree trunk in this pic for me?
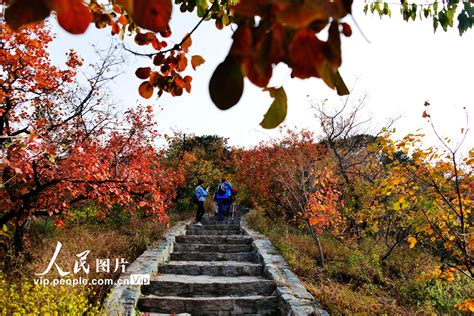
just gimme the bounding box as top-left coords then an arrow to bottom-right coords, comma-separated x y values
13,219 -> 24,256
306,220 -> 324,267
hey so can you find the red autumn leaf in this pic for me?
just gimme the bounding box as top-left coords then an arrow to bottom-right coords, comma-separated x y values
53,0 -> 92,34
135,33 -> 148,45
276,0 -> 351,29
153,54 -> 165,65
184,76 -> 192,93
113,4 -> 122,13
289,28 -> 324,79
233,0 -> 272,18
93,12 -> 113,29
149,71 -> 161,85
243,59 -> 272,88
171,86 -> 183,97
136,67 -> 151,79
159,26 -> 172,38
152,39 -> 163,50
230,26 -> 253,62
117,15 -> 128,25
54,218 -> 65,228
268,23 -> 286,64
120,0 -> 172,33
111,22 -> 120,35
4,0 -> 51,30
191,55 -> 205,70
1,25 -> 186,254
139,81 -> 154,99
325,21 -> 342,68
342,22 -> 352,37
146,32 -> 157,42
181,34 -> 192,53
177,54 -> 188,72
241,27 -> 273,88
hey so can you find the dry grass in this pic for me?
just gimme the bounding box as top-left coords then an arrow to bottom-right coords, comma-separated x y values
204,198 -> 217,216
14,208 -> 195,305
246,210 -> 472,314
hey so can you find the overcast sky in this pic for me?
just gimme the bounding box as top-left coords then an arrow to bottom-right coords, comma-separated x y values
46,2 -> 473,153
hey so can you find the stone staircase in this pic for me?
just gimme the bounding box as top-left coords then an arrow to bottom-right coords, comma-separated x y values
137,214 -> 281,315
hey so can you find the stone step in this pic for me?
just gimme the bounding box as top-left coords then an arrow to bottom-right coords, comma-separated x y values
144,313 -> 190,316
174,243 -> 252,253
175,235 -> 253,245
170,252 -> 255,262
141,275 -> 275,297
187,224 -> 241,230
200,218 -> 241,225
186,229 -> 243,236
159,261 -> 263,276
138,295 -> 279,315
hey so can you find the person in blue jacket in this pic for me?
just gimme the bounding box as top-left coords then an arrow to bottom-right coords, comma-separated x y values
195,179 -> 208,225
214,178 -> 233,222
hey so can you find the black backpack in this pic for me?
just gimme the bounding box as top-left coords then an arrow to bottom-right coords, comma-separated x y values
217,183 -> 226,195
191,190 -> 199,204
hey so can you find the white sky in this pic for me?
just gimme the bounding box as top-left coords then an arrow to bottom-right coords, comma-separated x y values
46,2 -> 473,153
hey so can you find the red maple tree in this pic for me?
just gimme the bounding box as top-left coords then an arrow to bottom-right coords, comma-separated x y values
0,24 -> 184,254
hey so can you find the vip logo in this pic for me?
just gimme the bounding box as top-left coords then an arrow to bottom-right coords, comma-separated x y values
129,274 -> 151,285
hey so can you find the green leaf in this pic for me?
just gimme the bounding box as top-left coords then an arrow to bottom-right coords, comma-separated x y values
375,2 -> 381,17
260,87 -> 288,129
209,56 -> 244,110
458,12 -> 470,35
383,2 -> 391,17
438,10 -> 449,31
446,9 -> 455,27
2,224 -> 7,233
319,62 -> 349,96
433,16 -> 439,32
197,0 -> 208,17
411,4 -> 417,21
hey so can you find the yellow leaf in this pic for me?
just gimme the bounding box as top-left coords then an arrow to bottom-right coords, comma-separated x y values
407,236 -> 417,249
191,55 -> 205,70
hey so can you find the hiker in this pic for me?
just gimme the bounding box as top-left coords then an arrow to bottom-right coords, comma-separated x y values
214,178 -> 233,221
229,187 -> 238,218
195,179 -> 208,225
222,180 -> 235,217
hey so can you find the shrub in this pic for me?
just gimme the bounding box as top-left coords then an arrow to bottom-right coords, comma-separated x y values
0,274 -> 101,314
246,209 -> 472,314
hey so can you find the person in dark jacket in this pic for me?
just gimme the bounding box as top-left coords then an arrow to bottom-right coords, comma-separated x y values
214,178 -> 233,222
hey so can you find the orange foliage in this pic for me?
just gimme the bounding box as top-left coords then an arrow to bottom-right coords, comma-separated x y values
0,25 -> 184,251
